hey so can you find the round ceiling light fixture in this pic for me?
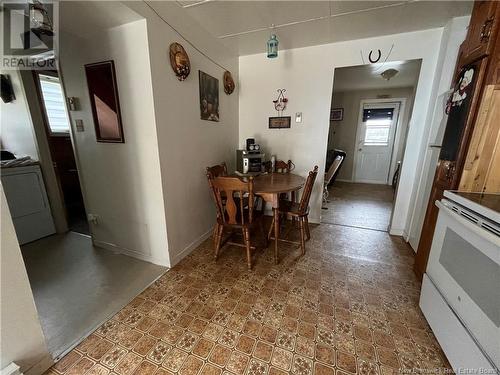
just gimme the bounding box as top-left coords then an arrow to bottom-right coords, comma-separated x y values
381,68 -> 399,81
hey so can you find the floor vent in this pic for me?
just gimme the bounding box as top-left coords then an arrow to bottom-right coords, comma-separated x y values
0,363 -> 22,375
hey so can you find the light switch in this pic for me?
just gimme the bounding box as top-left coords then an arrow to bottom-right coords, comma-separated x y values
75,119 -> 84,132
295,112 -> 302,123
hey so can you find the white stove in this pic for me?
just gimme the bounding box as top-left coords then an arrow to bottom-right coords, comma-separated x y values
420,191 -> 500,373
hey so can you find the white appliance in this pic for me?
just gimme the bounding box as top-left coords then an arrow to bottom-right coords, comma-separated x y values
420,190 -> 500,373
1,164 -> 56,244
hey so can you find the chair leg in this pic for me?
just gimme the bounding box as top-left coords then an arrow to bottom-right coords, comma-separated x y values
305,216 -> 311,241
214,224 -> 223,261
243,227 -> 252,270
212,224 -> 218,247
299,218 -> 306,256
267,214 -> 275,241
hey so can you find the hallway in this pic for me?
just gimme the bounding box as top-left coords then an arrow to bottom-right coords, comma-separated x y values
322,182 -> 394,232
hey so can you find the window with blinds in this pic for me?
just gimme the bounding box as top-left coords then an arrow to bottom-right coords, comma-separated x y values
38,74 -> 70,134
362,108 -> 394,146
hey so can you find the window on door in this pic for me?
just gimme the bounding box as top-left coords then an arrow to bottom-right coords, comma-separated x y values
362,108 -> 394,146
37,74 -> 71,134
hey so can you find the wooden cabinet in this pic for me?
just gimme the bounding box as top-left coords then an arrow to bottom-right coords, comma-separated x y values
460,84 -> 500,192
414,1 -> 500,280
463,1 -> 498,62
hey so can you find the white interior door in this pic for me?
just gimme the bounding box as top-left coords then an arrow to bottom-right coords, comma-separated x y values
354,102 -> 400,184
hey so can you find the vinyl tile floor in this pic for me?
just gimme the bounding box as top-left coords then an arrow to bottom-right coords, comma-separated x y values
322,182 -> 394,232
45,223 -> 450,375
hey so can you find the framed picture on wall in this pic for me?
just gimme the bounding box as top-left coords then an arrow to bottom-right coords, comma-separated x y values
269,116 -> 291,129
330,108 -> 343,121
84,60 -> 125,143
199,70 -> 220,122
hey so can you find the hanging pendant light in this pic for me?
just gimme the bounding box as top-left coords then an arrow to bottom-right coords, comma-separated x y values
267,33 -> 279,58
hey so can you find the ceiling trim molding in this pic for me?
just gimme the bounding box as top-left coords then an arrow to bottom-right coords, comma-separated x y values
217,0 -> 415,39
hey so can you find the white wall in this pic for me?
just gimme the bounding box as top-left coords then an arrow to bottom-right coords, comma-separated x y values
0,185 -> 53,374
407,16 -> 469,250
126,2 -> 239,266
239,28 -> 443,228
0,70 -> 38,159
329,86 -> 415,181
58,18 -> 170,265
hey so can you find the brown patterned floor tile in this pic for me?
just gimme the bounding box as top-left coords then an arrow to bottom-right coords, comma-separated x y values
132,360 -> 158,375
88,364 -> 111,375
200,363 -> 222,375
226,351 -> 249,375
162,347 -> 189,372
373,330 -> 395,350
275,331 -> 295,351
315,344 -> 335,366
357,359 -> 379,375
218,329 -> 239,348
295,336 -> 314,359
155,368 -> 176,375
88,340 -> 114,361
114,352 -> 142,375
189,319 -> 209,335
53,351 -> 81,373
253,341 -> 273,363
133,335 -> 157,356
193,338 -> 215,358
259,326 -> 277,344
101,347 -> 128,369
314,363 -> 335,375
66,358 -> 95,375
120,330 -> 143,349
270,348 -> 293,371
376,347 -> 399,368
355,340 -> 376,362
177,331 -> 200,352
76,334 -> 101,354
209,344 -> 232,367
246,358 -> 268,375
236,335 -> 255,355
268,367 -> 287,375
149,322 -> 170,339
337,351 -> 357,374
297,322 -> 315,340
354,324 -> 372,342
147,341 -> 171,364
291,354 -> 313,375
204,323 -> 224,341
243,320 -> 262,337
179,355 -> 204,375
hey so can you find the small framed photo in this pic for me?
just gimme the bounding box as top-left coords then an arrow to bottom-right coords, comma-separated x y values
330,108 -> 343,121
269,116 -> 291,129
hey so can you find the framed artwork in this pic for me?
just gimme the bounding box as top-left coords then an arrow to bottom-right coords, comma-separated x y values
269,116 -> 291,129
199,70 -> 219,121
84,60 -> 124,143
330,108 -> 343,121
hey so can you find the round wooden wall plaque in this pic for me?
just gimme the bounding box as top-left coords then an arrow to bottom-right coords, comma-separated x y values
223,71 -> 235,95
169,42 -> 190,81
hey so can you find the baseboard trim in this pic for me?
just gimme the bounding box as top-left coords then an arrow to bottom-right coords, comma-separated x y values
335,178 -> 353,183
92,240 -> 169,267
23,352 -> 54,375
169,228 -> 213,267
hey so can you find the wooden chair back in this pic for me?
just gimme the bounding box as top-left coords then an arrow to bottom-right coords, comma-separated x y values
206,162 -> 228,179
209,176 -> 255,226
298,166 -> 319,214
263,159 -> 295,173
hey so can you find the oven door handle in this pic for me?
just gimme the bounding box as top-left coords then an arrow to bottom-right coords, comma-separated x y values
436,200 -> 500,247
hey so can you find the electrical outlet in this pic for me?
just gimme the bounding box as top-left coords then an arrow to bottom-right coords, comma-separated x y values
87,214 -> 99,225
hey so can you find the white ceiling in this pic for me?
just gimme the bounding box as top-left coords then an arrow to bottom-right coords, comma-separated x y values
174,0 -> 473,56
333,59 -> 422,92
59,2 -> 143,37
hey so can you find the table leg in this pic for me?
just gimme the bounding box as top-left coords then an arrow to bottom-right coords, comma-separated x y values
274,207 -> 279,265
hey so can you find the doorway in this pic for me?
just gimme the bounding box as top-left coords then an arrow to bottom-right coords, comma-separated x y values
354,101 -> 401,184
323,59 -> 421,232
32,68 -> 89,235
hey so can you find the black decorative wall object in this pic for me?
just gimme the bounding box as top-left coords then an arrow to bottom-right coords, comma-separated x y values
1,74 -> 16,103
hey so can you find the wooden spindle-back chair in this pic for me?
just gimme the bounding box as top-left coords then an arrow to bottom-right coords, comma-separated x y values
268,165 -> 319,256
207,175 -> 264,269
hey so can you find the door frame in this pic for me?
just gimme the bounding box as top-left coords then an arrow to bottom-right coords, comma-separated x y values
352,98 -> 407,184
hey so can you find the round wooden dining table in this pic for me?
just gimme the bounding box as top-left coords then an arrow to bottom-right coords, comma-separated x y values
253,173 -> 306,264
